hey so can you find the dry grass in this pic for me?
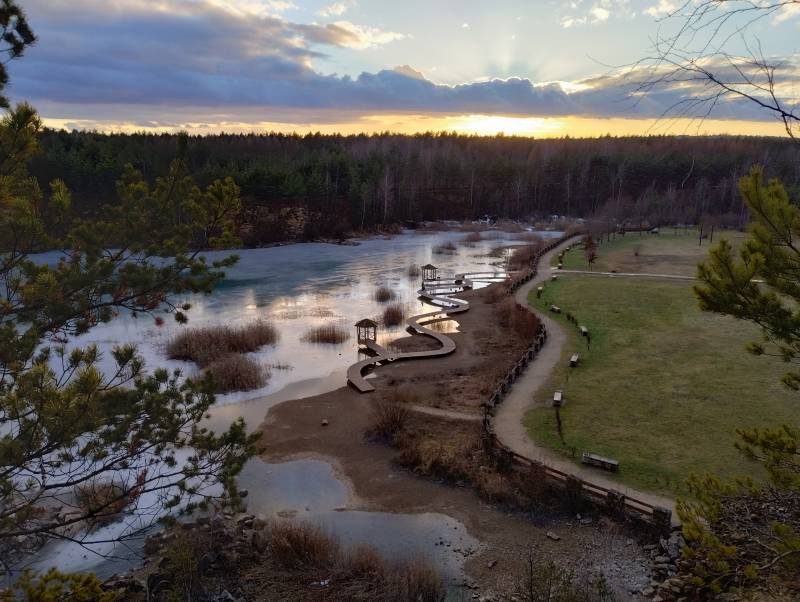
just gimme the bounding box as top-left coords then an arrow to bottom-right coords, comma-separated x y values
374,285 -> 395,302
432,241 -> 457,254
369,400 -> 411,439
167,320 -> 277,367
493,298 -> 540,338
382,303 -> 405,327
508,245 -> 539,271
485,282 -> 510,303
301,324 -> 351,344
74,480 -> 130,523
383,557 -> 444,602
461,231 -> 483,245
206,354 -> 268,393
250,521 -> 445,601
406,264 -> 421,278
518,231 -> 544,243
269,521 -> 340,570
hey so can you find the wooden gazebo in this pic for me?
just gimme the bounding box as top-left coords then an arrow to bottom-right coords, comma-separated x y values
355,318 -> 378,344
421,264 -> 438,281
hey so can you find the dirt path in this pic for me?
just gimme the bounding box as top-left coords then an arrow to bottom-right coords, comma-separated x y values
408,404 -> 482,422
493,241 -> 678,518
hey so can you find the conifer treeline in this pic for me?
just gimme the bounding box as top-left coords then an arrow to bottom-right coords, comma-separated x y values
32,130 -> 800,242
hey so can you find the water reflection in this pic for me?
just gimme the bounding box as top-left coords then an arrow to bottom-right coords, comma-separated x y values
51,230 -> 558,410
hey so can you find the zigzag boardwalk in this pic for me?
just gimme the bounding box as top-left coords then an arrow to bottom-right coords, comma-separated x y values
346,272 -> 505,392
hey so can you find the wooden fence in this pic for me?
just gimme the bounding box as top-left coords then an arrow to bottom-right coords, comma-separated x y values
481,232 -> 674,534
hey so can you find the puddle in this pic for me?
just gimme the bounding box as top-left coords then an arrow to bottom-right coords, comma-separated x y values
239,459 -> 480,593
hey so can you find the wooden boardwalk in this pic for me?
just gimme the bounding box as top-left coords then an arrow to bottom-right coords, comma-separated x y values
346,272 -> 503,392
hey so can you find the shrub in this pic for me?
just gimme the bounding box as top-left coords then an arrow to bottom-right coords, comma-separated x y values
167,320 -> 278,367
370,401 -> 411,439
375,285 -> 395,302
406,264 -> 421,278
1,569 -> 117,602
485,282 -> 510,303
205,354 -> 268,393
301,324 -> 350,344
74,480 -> 129,523
462,231 -> 483,244
269,521 -> 340,570
382,303 -> 405,326
518,231 -> 544,243
508,245 -> 539,271
496,297 -> 516,327
432,241 -> 456,254
385,557 -> 445,602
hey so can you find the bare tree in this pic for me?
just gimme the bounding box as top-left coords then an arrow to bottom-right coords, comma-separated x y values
637,1 -> 800,139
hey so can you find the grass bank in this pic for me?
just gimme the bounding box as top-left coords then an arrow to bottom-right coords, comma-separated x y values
556,229 -> 746,276
524,275 -> 799,496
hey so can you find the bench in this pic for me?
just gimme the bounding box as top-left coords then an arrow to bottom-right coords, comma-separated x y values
551,275 -> 559,281
552,390 -> 563,407
569,353 -> 580,367
581,452 -> 619,472
549,305 -> 561,314
580,326 -> 588,337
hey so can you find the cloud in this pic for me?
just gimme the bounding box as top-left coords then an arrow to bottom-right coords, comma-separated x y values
328,20 -> 406,49
644,0 -> 678,18
561,0 -> 635,28
7,0 -> 793,127
318,1 -> 355,17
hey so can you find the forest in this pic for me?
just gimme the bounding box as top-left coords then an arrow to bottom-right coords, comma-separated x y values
31,129 -> 800,245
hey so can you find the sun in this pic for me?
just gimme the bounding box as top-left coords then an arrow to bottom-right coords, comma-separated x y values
445,115 -> 565,137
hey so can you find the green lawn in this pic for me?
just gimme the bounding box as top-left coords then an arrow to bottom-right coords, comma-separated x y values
524,275 -> 799,496
555,229 -> 747,277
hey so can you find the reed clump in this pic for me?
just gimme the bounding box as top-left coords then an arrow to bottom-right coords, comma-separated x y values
374,285 -> 395,302
206,354 -> 268,393
301,324 -> 350,344
167,320 -> 278,367
369,401 -> 411,439
382,303 -> 405,326
432,241 -> 456,254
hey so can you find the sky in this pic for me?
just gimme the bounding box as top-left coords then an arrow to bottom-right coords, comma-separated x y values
7,0 -> 800,137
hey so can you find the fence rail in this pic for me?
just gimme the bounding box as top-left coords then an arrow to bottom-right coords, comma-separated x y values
481,232 -> 674,534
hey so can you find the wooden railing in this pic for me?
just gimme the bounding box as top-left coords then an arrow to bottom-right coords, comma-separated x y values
481,232 -> 674,534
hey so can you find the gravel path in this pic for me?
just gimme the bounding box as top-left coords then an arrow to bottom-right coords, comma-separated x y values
492,240 -> 678,520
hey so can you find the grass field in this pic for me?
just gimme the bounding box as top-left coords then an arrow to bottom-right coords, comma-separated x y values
524,274 -> 799,496
555,228 -> 747,277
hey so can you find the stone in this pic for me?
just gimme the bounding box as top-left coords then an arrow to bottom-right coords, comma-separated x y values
487,559 -> 497,569
654,555 -> 670,564
321,419 -> 329,426
545,531 -> 560,541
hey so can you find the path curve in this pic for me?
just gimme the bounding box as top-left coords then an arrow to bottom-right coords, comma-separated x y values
346,273 -> 505,392
493,240 -> 678,517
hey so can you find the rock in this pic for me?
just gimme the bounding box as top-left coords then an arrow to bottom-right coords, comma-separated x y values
641,586 -> 655,596
654,555 -> 670,564
239,489 -> 249,498
213,591 -> 237,602
198,550 -> 221,573
487,559 -> 497,569
545,531 -> 560,541
146,573 -> 172,598
321,419 -> 329,426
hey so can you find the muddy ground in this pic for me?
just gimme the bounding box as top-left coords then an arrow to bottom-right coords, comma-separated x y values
258,285 -> 656,600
